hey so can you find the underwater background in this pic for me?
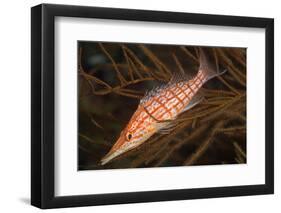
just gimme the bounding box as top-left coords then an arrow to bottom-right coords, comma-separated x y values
78,42 -> 246,170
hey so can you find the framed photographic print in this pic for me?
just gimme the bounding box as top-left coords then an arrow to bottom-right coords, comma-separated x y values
31,3 -> 274,209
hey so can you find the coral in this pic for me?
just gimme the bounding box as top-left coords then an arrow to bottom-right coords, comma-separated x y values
78,43 -> 246,169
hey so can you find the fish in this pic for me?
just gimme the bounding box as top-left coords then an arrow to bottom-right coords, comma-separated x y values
100,48 -> 226,165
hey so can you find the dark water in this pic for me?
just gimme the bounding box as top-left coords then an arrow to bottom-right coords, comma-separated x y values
78,42 -> 246,170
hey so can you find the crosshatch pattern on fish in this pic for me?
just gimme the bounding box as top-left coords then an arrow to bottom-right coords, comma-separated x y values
78,42 -> 246,170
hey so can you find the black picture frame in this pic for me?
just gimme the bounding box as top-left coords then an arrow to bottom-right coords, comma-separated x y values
31,3 -> 274,209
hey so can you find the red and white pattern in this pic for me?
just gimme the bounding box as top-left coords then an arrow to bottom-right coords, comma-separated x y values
126,69 -> 207,140
100,50 -> 224,165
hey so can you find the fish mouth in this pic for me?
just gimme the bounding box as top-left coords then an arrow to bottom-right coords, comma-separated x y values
100,149 -> 123,165
100,134 -> 154,165
100,140 -> 139,165
100,134 -> 127,165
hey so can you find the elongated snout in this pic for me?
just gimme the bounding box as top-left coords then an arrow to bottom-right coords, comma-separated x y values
100,134 -> 127,165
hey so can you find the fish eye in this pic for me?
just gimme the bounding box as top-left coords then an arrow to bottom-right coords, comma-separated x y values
126,132 -> 132,141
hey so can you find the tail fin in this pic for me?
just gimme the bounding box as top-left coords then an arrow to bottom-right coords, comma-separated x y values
199,47 -> 227,81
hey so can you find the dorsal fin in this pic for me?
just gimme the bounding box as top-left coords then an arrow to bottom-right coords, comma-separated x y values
140,84 -> 167,105
140,71 -> 195,105
168,71 -> 195,86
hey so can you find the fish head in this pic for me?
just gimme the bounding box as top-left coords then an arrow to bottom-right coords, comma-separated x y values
100,106 -> 157,165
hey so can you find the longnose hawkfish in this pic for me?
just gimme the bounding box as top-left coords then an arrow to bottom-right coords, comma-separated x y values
101,48 -> 226,165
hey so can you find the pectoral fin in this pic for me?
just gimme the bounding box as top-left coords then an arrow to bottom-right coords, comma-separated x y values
182,94 -> 204,113
156,120 -> 178,134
